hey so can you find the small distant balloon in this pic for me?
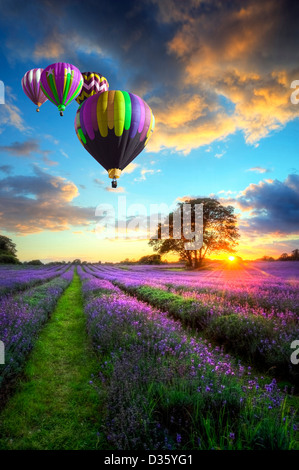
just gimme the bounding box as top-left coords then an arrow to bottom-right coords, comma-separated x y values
75,90 -> 155,188
40,62 -> 83,116
75,72 -> 109,105
21,68 -> 48,112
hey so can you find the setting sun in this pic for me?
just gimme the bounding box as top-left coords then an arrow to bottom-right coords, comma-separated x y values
228,256 -> 236,261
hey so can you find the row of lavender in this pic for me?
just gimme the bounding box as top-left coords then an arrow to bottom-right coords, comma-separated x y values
86,264 -> 299,384
0,264 -> 71,297
77,266 -> 297,450
90,264 -> 299,316
0,266 -> 75,397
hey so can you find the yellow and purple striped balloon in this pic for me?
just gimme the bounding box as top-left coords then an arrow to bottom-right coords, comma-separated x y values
21,68 -> 48,112
40,62 -> 83,116
75,72 -> 109,105
75,90 -> 155,186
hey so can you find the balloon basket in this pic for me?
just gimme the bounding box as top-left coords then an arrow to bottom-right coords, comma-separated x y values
60,111 -> 64,117
112,179 -> 117,189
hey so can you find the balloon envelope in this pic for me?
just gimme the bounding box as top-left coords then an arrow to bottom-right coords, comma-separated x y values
21,68 -> 48,111
40,62 -> 83,115
75,72 -> 109,105
75,90 -> 155,182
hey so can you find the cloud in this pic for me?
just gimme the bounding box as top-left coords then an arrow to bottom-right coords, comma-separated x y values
246,167 -> 271,174
0,139 -> 51,157
105,186 -> 126,193
122,162 -> 140,174
214,151 -> 226,159
0,166 -> 96,234
0,139 -> 39,156
148,111 -> 237,154
0,87 -> 28,134
94,178 -> 105,187
221,174 -> 299,236
0,165 -> 13,175
42,155 -> 58,166
155,0 -> 299,150
44,134 -> 59,145
1,0 -> 299,154
218,190 -> 237,196
134,168 -> 161,182
34,28 -> 65,59
0,139 -> 58,166
60,149 -> 69,159
178,174 -> 299,257
176,196 -> 193,202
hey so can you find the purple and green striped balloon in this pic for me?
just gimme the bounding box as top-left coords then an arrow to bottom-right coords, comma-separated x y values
75,90 -> 155,187
40,62 -> 83,116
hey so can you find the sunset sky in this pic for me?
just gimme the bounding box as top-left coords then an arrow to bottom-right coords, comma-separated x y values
0,0 -> 298,263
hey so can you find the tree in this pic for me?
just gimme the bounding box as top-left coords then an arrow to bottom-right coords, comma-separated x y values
279,253 -> 289,261
120,258 -> 135,265
0,254 -> 20,264
0,235 -> 17,257
26,260 -> 43,265
149,198 -> 240,268
138,254 -> 162,265
0,235 -> 19,264
291,249 -> 299,260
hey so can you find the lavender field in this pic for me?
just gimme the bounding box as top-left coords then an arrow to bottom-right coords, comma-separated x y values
0,265 -> 74,397
0,261 -> 298,450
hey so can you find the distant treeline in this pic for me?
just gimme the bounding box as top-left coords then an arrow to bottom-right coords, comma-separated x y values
258,249 -> 299,261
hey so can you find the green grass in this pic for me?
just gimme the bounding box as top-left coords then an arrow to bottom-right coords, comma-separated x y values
0,269 -> 105,450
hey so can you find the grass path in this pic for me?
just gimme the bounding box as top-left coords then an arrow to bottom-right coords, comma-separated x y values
0,269 -> 105,450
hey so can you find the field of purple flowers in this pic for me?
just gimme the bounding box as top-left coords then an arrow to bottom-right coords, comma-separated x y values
0,265 -> 74,398
0,264 -> 71,296
77,262 -> 299,450
0,261 -> 298,450
83,262 -> 299,386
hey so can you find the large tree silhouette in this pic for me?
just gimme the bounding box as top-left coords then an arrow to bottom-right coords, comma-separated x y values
149,198 -> 239,268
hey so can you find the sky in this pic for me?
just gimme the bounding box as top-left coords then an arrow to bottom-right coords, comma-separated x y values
0,0 -> 298,263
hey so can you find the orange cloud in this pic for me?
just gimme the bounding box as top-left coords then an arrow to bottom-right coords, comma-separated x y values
0,167 -> 95,234
150,0 -> 299,151
148,111 -> 237,154
34,29 -> 65,59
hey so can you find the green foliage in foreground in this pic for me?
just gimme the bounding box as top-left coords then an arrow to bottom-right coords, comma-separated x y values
0,271 -> 105,450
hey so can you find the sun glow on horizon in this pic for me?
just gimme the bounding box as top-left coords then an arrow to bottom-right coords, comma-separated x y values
228,256 -> 236,261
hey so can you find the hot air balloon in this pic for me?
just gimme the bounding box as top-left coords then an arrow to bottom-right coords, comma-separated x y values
40,62 -> 83,116
75,72 -> 109,105
75,90 -> 155,188
21,68 -> 48,112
